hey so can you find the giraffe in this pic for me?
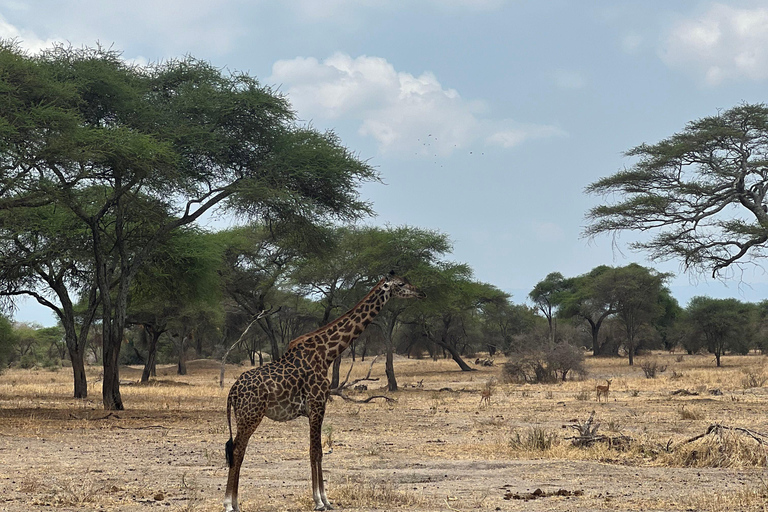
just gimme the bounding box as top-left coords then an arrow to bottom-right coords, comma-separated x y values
223,272 -> 425,512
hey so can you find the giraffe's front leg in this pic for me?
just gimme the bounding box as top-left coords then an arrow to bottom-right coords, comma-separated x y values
309,408 -> 333,510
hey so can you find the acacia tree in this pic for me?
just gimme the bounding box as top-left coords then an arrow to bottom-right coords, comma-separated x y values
529,272 -> 565,343
415,263 -> 508,371
586,103 -> 768,279
128,226 -> 224,381
685,296 -> 753,366
0,43 -> 376,410
479,301 -> 537,355
610,264 -> 670,365
216,225 -> 307,362
557,266 -> 618,356
0,203 -> 99,397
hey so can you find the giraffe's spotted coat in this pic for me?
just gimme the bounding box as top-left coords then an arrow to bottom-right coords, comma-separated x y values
223,273 -> 424,512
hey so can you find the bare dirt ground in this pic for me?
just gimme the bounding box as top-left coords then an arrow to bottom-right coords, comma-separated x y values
1,353 -> 767,511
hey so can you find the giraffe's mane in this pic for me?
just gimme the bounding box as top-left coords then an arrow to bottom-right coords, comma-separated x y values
285,277 -> 387,351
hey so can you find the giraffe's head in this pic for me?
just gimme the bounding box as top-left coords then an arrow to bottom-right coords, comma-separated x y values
384,271 -> 426,299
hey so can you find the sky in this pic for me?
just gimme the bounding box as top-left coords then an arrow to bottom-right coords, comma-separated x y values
5,0 -> 768,326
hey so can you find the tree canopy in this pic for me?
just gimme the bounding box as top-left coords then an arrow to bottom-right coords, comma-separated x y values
585,103 -> 768,279
0,42 -> 377,409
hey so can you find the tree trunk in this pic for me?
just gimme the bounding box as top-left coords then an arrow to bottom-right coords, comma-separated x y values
102,319 -> 124,410
177,335 -> 188,375
141,327 -> 162,383
70,347 -> 88,398
62,320 -> 88,398
385,345 -> 397,392
56,283 -> 97,399
435,339 -> 474,371
330,355 -> 342,388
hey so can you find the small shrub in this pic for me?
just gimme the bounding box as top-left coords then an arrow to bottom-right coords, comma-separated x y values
502,343 -> 585,384
629,389 -> 640,397
640,359 -> 667,379
19,353 -> 36,369
670,370 -> 685,380
509,427 -> 557,451
741,369 -> 768,389
323,425 -> 334,449
675,355 -> 684,363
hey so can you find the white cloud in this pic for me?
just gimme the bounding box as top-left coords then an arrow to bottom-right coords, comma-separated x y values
0,15 -> 62,53
661,3 -> 768,85
270,53 -> 564,155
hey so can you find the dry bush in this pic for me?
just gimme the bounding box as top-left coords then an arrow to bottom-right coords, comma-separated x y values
509,427 -> 558,452
666,429 -> 768,468
741,368 -> 768,389
52,477 -> 104,506
640,359 -> 667,378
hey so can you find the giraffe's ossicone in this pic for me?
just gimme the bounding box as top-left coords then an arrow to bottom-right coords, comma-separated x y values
223,272 -> 424,512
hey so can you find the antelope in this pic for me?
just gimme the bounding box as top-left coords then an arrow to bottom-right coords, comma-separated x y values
596,379 -> 612,402
480,387 -> 491,406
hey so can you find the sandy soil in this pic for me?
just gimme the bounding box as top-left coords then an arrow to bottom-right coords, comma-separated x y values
1,355 -> 767,511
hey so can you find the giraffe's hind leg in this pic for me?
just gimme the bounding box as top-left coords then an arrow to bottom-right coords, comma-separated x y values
223,412 -> 263,512
309,406 -> 332,510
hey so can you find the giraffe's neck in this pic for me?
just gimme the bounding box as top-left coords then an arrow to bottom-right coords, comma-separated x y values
290,278 -> 392,365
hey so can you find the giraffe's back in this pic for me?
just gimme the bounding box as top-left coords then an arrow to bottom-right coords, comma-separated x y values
229,351 -> 326,424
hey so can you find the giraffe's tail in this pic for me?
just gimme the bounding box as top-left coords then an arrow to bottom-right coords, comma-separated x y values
225,393 -> 234,467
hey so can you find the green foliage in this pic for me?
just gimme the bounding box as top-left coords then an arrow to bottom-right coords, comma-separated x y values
685,296 -> 754,366
0,315 -> 15,371
4,322 -> 65,369
529,272 -> 566,342
0,42 -> 378,408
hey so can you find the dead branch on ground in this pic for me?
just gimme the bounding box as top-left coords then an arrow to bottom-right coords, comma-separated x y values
678,424 -> 768,447
330,390 -> 397,403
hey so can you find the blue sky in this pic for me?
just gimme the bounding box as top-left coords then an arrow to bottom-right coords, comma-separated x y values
6,0 -> 768,325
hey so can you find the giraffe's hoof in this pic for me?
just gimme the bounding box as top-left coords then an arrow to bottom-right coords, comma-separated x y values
314,506 -> 326,511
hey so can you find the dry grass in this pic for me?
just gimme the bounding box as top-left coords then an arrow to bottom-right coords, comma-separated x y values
685,479 -> 768,512
330,477 -> 429,509
1,353 -> 767,511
